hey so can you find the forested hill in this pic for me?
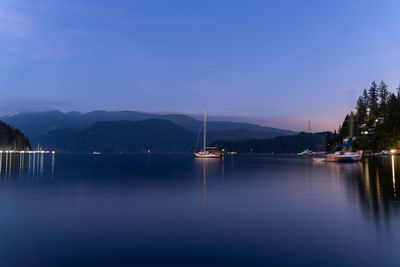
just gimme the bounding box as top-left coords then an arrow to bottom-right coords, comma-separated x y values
0,121 -> 31,150
213,132 -> 327,153
38,119 -> 196,152
329,80 -> 400,152
0,111 -> 295,143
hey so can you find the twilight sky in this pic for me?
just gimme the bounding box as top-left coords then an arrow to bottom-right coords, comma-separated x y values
1,0 -> 400,131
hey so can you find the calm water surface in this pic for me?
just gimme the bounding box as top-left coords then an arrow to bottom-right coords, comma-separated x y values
0,152 -> 399,266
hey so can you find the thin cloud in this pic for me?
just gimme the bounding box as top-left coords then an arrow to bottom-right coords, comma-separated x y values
0,8 -> 36,41
0,1 -> 82,60
0,1 -> 208,61
0,5 -> 55,60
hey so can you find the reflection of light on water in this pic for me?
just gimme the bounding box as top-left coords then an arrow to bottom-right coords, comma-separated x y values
32,152 -> 36,174
5,152 -> 8,175
40,152 -> 44,176
0,152 -> 55,183
51,153 -> 55,178
8,152 -> 12,179
203,159 -> 207,211
392,155 -> 396,198
347,157 -> 400,233
364,160 -> 371,203
376,168 -> 381,207
19,153 -> 24,177
28,153 -> 31,175
194,158 -> 224,214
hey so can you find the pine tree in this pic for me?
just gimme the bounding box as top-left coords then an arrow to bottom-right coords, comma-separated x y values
362,88 -> 369,118
397,84 -> 400,97
378,80 -> 389,117
338,114 -> 350,142
362,88 -> 369,102
385,93 -> 397,134
368,81 -> 379,119
356,96 -> 367,123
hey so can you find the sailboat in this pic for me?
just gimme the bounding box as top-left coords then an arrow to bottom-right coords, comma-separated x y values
194,106 -> 223,158
314,111 -> 361,163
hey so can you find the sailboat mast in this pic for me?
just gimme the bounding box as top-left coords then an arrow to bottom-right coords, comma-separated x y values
349,111 -> 354,152
349,111 -> 354,139
203,106 -> 207,152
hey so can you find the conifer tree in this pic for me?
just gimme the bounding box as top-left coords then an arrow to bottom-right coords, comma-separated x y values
397,84 -> 400,97
368,81 -> 379,119
378,80 -> 389,117
356,96 -> 367,123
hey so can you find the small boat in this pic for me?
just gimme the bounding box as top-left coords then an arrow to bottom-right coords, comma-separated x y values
313,151 -> 361,163
92,151 -> 101,155
326,151 -> 361,162
194,149 -> 222,158
314,112 -> 361,163
194,106 -> 223,159
374,150 -> 389,156
297,149 -> 312,156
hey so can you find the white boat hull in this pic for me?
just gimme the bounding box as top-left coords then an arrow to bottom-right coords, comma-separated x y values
314,152 -> 361,163
194,151 -> 222,158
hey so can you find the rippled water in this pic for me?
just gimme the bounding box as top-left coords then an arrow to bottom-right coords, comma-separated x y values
0,152 -> 399,266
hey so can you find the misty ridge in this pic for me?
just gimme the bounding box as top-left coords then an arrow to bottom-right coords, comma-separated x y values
0,110 -> 299,152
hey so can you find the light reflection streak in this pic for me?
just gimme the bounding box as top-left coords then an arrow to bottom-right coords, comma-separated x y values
392,155 -> 396,198
32,152 -> 36,174
0,151 -> 55,183
376,168 -> 381,207
348,157 -> 400,232
364,160 -> 371,204
194,157 -> 224,215
28,153 -> 31,175
5,152 -> 8,175
203,159 -> 207,211
40,152 -> 44,176
51,153 -> 55,179
19,154 -> 22,178
8,152 -> 12,180
0,153 -> 2,177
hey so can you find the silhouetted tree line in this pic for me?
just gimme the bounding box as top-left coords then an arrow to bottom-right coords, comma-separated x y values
214,132 -> 327,153
0,121 -> 31,150
326,81 -> 400,152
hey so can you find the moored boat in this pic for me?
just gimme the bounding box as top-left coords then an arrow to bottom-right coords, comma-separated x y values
326,151 -> 361,162
194,149 -> 222,158
297,149 -> 312,156
314,112 -> 361,163
194,106 -> 223,159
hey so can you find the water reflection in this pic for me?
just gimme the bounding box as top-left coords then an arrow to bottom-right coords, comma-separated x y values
195,158 -> 225,213
0,152 -> 55,183
340,156 -> 400,231
392,156 -> 396,198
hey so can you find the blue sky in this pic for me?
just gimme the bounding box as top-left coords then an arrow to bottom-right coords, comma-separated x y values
1,0 -> 400,131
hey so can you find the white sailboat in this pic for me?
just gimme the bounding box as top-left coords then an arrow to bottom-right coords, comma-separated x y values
194,106 -> 222,158
314,111 -> 361,163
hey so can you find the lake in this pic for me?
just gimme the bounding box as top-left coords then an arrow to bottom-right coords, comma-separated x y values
0,152 -> 399,266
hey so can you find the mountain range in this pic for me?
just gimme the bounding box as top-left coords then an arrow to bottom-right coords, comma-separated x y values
37,118 -> 325,153
0,111 -> 296,147
38,119 -> 196,152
